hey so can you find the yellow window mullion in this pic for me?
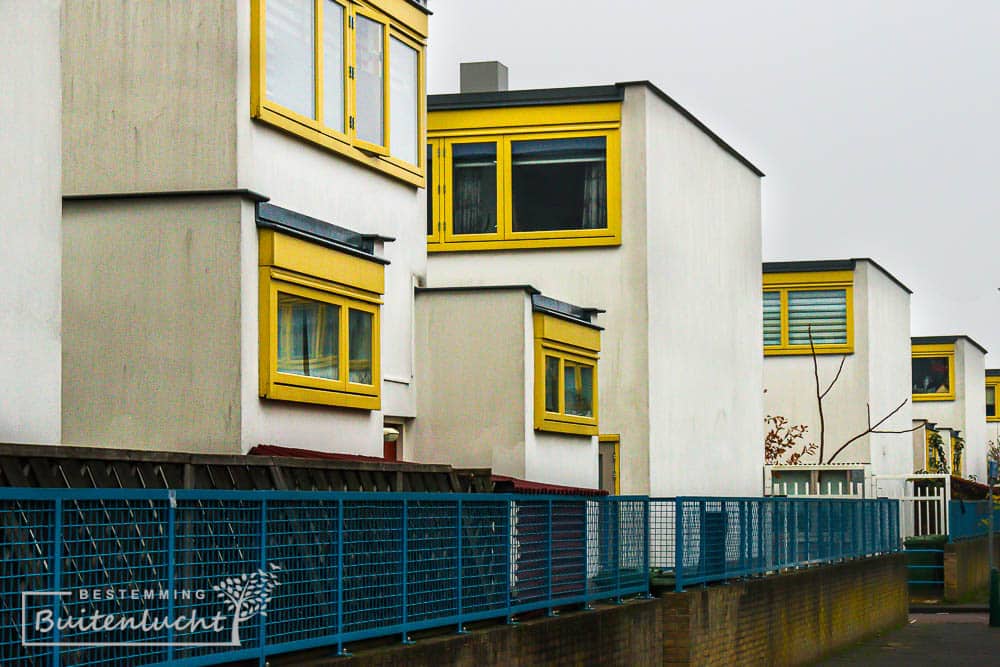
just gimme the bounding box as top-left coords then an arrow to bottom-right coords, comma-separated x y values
382,16 -> 391,154
557,356 -> 566,416
346,5 -> 356,141
338,295 -> 349,384
314,0 -> 324,124
500,135 -> 512,239
779,288 -> 789,348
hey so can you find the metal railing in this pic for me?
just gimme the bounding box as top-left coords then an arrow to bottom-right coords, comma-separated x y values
948,499 -> 999,542
0,488 -> 648,667
649,497 -> 900,591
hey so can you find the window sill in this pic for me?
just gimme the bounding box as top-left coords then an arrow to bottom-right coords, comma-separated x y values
429,235 -> 621,253
535,420 -> 599,437
912,394 -> 956,403
764,346 -> 854,357
262,383 -> 381,410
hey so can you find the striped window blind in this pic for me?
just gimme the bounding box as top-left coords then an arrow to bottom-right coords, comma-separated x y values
763,291 -> 781,346
787,289 -> 847,346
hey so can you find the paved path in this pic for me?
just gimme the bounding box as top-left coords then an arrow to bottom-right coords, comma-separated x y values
817,613 -> 1000,665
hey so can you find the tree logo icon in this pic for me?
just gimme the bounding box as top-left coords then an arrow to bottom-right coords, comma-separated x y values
212,563 -> 281,645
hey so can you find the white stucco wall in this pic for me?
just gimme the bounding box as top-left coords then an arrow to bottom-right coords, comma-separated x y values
861,262 -> 913,476
234,3 -> 426,454
0,1 -> 62,444
642,87 -> 763,497
913,339 -> 987,480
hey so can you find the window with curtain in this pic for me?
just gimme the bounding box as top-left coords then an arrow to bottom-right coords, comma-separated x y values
564,362 -> 594,418
452,142 -> 497,235
265,0 -> 315,119
787,289 -> 847,346
354,14 -> 384,147
763,291 -> 781,347
987,384 -> 997,418
912,357 -> 951,395
511,136 -> 607,232
348,309 -> 373,385
277,294 -> 339,380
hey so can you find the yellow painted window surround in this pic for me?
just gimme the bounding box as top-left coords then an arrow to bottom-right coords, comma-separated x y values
925,428 -> 940,471
987,376 -> 1000,422
762,271 -> 854,356
259,229 -> 383,410
533,312 -> 600,436
250,0 -> 427,187
912,343 -> 955,402
427,102 -> 622,251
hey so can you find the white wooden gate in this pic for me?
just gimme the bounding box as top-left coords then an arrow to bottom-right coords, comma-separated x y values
871,473 -> 949,539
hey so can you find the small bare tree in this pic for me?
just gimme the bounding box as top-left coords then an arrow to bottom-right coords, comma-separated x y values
764,415 -> 817,465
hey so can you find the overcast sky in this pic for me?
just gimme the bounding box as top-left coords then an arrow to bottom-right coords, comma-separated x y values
426,0 -> 1000,365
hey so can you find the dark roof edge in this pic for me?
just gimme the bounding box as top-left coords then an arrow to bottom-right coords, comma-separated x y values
531,294 -> 604,330
762,257 -> 913,294
256,202 -> 390,265
64,188 -> 270,203
986,369 -> 1000,377
416,284 -> 540,296
618,81 -> 765,177
912,335 -> 989,355
404,0 -> 431,15
428,85 -> 623,111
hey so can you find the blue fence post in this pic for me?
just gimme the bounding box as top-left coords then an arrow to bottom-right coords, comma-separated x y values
401,498 -> 414,643
506,499 -> 516,623
51,497 -> 62,667
674,499 -> 684,592
613,499 -> 622,604
456,497 -> 467,633
258,498 -> 268,666
546,499 -> 554,616
739,501 -> 747,577
166,493 -> 176,664
335,498 -> 348,657
642,499 -> 653,598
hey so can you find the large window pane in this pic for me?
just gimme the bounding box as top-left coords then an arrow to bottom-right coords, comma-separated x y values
763,291 -> 781,346
565,363 -> 594,417
913,357 -> 951,395
389,36 -> 418,164
355,14 -> 384,146
452,142 -> 497,235
545,356 -> 559,412
349,309 -> 373,384
266,0 -> 315,119
787,289 -> 847,346
987,386 -> 996,417
322,0 -> 345,132
511,136 -> 607,232
277,294 -> 339,380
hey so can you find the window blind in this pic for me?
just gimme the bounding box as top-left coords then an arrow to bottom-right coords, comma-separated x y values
763,291 -> 781,346
787,289 -> 847,346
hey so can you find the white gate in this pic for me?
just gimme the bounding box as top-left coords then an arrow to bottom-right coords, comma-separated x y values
871,473 -> 949,539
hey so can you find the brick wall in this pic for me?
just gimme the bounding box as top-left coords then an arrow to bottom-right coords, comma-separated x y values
944,534 -> 1000,601
660,554 -> 908,666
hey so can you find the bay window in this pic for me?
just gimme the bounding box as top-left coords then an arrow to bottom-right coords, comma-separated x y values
252,0 -> 426,184
912,343 -> 955,402
533,312 -> 600,436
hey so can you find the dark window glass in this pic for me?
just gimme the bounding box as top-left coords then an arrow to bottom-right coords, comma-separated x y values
511,136 -> 607,232
451,142 -> 497,235
913,357 -> 951,395
545,356 -> 559,412
426,144 -> 434,236
987,386 -> 996,417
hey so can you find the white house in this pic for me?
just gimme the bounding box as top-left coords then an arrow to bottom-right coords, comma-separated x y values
417,63 -> 764,496
412,287 -> 603,489
60,0 -> 429,457
762,259 -> 913,494
911,336 -> 988,480
0,1 -> 62,444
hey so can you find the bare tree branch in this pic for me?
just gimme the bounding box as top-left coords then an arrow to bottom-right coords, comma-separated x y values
826,399 -> 912,464
809,325 -> 826,463
820,354 -> 848,399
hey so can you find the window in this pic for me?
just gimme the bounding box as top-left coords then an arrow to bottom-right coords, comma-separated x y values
533,312 -> 600,435
912,344 -> 955,402
259,228 -> 383,409
427,102 -> 623,251
987,376 -> 1000,421
598,435 -> 620,495
762,271 -> 854,355
252,0 -> 427,185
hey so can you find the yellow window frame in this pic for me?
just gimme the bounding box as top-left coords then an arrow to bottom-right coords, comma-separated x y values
912,343 -> 955,402
250,0 -> 426,186
925,428 -> 939,471
986,376 -> 1000,422
258,230 -> 383,410
762,271 -> 854,356
532,313 -> 600,436
426,138 -> 443,242
599,434 -> 621,495
427,101 -> 623,252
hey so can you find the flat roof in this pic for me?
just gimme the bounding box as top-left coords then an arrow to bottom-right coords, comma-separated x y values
416,285 -> 603,329
985,369 -> 1000,377
256,202 -> 390,264
428,81 -> 763,177
763,258 -> 913,295
912,335 -> 988,355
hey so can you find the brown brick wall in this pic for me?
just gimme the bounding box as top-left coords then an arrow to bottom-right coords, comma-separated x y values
661,554 -> 908,666
944,534 -> 1000,602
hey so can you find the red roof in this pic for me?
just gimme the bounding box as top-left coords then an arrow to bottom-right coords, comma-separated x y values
249,444 -> 386,463
491,474 -> 608,497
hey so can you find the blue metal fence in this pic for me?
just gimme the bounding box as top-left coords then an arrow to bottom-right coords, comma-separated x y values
0,488 -> 648,667
649,497 -> 900,591
948,499 -> 999,541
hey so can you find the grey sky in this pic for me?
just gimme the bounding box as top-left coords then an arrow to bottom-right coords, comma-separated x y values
427,0 -> 1000,365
